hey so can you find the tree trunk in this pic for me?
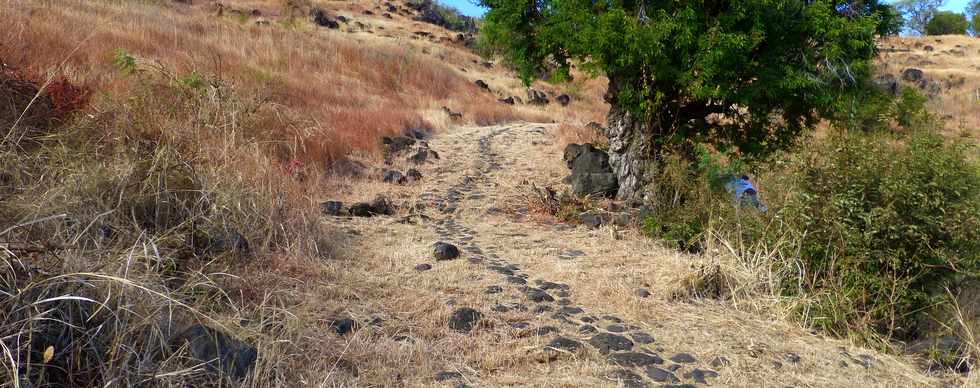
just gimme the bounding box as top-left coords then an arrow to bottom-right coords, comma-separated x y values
603,104 -> 658,201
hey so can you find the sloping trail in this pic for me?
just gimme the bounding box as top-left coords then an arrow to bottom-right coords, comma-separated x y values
326,123 -> 940,387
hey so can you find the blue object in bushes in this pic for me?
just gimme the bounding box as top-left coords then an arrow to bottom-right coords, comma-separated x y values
725,175 -> 767,212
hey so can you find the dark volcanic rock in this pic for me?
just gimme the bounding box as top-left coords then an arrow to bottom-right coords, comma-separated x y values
609,352 -> 664,367
485,285 -> 503,294
310,7 -> 339,28
171,324 -> 257,379
382,169 -> 407,184
320,201 -> 344,216
563,143 -> 618,197
579,324 -> 598,334
435,371 -> 462,381
406,168 -> 423,182
645,366 -> 680,383
408,148 -> 440,164
527,88 -> 549,104
498,96 -> 515,105
432,242 -> 460,261
414,263 -> 432,271
556,94 -> 571,106
607,369 -> 647,388
330,318 -> 359,335
348,202 -> 375,217
381,135 -> 417,157
475,80 -> 489,90
683,369 -> 719,384
670,353 -> 697,364
589,333 -> 634,354
448,308 -> 482,333
634,288 -> 652,298
525,288 -> 555,303
631,332 -> 655,344
902,68 -> 924,82
545,337 -> 582,352
607,324 -> 626,333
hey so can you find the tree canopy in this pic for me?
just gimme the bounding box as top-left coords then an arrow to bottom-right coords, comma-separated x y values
895,0 -> 945,35
925,11 -> 969,34
479,0 -> 885,157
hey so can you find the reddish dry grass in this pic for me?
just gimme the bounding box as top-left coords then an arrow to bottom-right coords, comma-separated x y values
0,1 -> 481,166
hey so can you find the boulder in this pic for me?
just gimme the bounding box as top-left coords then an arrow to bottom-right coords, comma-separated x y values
406,168 -> 423,182
475,80 -> 489,90
408,148 -> 439,164
527,88 -> 549,104
382,169 -> 407,184
563,143 -> 618,197
310,7 -> 339,29
432,242 -> 460,260
873,74 -> 899,96
381,136 -> 417,156
171,324 -> 257,380
902,68 -> 924,82
448,307 -> 482,333
320,201 -> 344,216
498,96 -> 515,105
349,196 -> 395,217
556,94 -> 571,106
370,195 -> 394,215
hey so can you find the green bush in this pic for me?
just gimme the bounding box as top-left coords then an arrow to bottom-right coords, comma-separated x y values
925,11 -> 969,35
641,123 -> 980,344
781,129 -> 980,340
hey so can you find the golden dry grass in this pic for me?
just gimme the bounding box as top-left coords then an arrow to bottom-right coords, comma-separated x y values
877,35 -> 980,139
3,1 -> 976,387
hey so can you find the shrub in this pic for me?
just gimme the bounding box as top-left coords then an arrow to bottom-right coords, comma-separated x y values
925,11 -> 969,35
781,129 -> 980,340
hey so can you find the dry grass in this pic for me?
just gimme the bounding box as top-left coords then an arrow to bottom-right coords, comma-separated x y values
877,35 -> 980,140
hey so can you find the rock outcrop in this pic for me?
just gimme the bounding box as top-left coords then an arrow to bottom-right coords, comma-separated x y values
562,143 -> 618,197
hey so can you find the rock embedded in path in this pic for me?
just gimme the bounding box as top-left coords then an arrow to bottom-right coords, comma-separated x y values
607,369 -> 648,388
448,307 -> 482,333
545,337 -> 582,353
414,263 -> 432,271
524,287 -> 555,303
609,352 -> 665,367
320,201 -> 344,216
670,353 -> 697,364
475,80 -> 489,90
432,242 -> 460,261
645,366 -> 680,383
683,369 -> 719,384
589,333 -> 634,354
171,324 -> 257,380
631,332 -> 655,344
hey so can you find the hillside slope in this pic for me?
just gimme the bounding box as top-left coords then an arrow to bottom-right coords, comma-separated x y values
1,0 -> 976,387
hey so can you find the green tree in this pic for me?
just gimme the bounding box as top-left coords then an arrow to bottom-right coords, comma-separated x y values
968,0 -> 980,35
925,11 -> 969,34
479,0 -> 881,199
895,0 -> 945,35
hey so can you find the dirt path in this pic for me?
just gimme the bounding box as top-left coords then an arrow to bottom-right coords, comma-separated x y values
321,123 -> 941,387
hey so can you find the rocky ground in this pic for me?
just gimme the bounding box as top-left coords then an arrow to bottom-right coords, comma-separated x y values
312,123 -> 948,387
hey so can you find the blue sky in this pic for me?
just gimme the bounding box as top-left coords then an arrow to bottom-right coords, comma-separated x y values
440,0 -> 972,18
438,0 -> 487,17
